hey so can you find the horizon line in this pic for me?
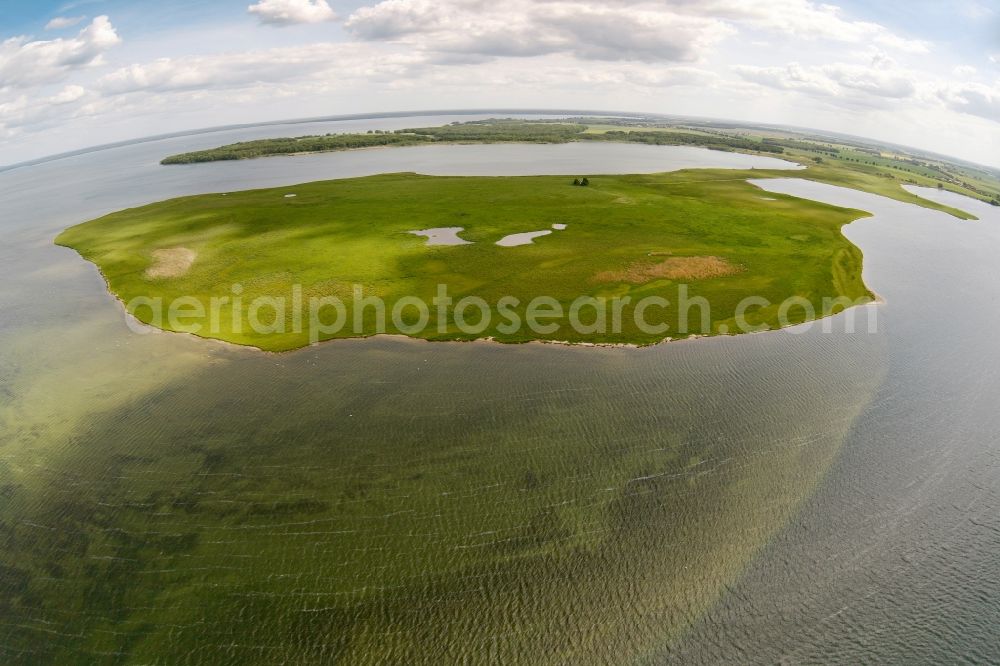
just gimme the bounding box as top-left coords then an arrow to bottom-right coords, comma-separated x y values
2,108 -> 997,175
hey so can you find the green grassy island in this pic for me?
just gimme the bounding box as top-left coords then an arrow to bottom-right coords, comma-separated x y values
60,117 -> 1000,352
59,168 -> 883,351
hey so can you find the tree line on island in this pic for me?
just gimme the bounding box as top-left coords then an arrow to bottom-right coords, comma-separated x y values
159,119 -> 786,164
157,119 -> 1000,206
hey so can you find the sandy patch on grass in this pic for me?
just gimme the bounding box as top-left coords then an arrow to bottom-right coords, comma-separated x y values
594,256 -> 743,283
146,247 -> 196,279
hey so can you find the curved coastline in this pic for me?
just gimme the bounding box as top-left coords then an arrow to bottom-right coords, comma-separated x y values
16,111 -> 1000,663
59,169 -> 886,354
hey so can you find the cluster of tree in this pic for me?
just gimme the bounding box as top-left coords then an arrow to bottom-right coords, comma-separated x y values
582,130 -> 785,154
161,133 -> 434,164
956,180 -> 997,200
938,182 -> 999,205
400,120 -> 589,143
572,178 -> 590,186
764,138 -> 839,156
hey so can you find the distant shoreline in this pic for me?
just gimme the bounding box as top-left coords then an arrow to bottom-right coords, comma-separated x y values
7,108 -> 1000,175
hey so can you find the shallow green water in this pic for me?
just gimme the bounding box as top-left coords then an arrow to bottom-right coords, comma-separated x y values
1,116 -> 998,663
0,331 -> 881,662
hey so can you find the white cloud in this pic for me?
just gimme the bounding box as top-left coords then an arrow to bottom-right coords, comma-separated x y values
98,43 -> 421,94
248,0 -> 337,26
0,96 -> 27,120
345,0 -> 438,40
938,82 -> 1000,123
958,1 -> 995,20
734,62 -> 839,97
347,0 -> 733,63
686,0 -> 929,52
823,63 -> 915,99
45,16 -> 86,31
50,84 -> 87,104
99,52 -> 326,94
346,0 -> 442,39
869,32 -> 930,55
345,0 -> 929,64
0,85 -> 94,135
578,64 -> 719,89
0,16 -> 120,88
735,54 -> 919,102
736,54 -> 1000,124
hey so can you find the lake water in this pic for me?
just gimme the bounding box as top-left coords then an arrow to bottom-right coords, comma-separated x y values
1,114 -> 998,663
495,230 -> 553,246
409,227 -> 473,246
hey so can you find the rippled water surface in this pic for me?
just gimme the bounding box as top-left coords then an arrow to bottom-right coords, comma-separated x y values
1,115 -> 998,663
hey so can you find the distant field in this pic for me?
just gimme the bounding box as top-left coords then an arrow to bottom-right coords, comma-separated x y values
57,169 -> 877,351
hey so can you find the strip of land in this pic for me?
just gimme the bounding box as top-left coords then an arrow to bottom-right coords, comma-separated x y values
160,117 -> 1000,218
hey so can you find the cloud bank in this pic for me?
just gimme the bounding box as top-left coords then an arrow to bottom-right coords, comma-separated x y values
0,16 -> 120,88
1,0 -> 998,167
248,0 -> 337,26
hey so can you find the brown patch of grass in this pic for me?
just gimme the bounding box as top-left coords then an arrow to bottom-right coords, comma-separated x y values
146,247 -> 196,279
594,256 -> 743,283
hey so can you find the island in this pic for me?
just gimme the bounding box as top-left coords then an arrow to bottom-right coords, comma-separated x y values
58,167 -> 880,351
57,117 -> 1000,352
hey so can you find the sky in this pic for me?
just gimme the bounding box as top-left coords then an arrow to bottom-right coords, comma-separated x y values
1,0 -> 999,167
